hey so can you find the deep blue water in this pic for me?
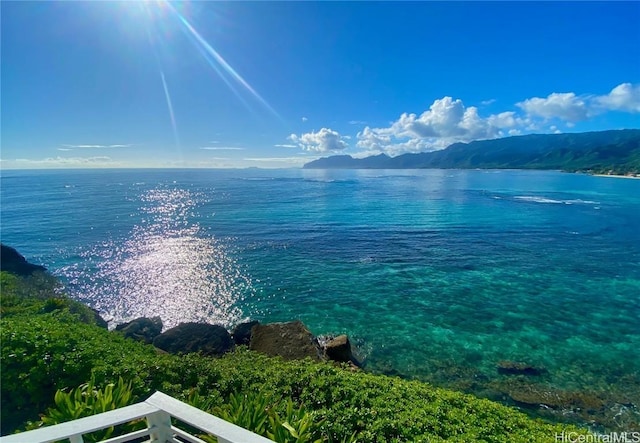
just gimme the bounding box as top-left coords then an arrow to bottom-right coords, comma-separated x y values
2,168 -> 639,408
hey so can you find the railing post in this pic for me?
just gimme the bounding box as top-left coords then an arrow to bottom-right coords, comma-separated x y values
146,410 -> 173,443
69,435 -> 84,443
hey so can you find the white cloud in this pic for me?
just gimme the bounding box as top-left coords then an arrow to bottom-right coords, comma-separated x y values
274,144 -> 298,148
481,99 -> 496,106
594,83 -> 640,113
517,92 -> 589,122
517,83 -> 640,122
288,128 -> 349,152
301,117 -> 308,122
348,120 -> 367,125
487,111 -> 525,129
356,97 -> 521,156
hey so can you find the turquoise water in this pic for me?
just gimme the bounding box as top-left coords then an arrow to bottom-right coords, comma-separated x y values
2,168 -> 639,426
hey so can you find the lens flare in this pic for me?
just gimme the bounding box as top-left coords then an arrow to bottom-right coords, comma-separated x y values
139,1 -> 182,153
159,70 -> 180,149
164,1 -> 282,119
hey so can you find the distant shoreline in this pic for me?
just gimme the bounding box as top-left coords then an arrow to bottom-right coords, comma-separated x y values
590,173 -> 640,180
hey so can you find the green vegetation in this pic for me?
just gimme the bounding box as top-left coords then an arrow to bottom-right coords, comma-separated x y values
25,377 -> 144,443
1,271 -> 589,442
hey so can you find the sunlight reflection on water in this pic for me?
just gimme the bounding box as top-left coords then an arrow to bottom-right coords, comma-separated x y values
65,187 -> 251,329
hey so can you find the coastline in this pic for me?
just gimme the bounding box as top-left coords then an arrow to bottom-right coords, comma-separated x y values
591,173 -> 640,179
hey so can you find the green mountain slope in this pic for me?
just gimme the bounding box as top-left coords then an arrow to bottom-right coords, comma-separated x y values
304,129 -> 640,174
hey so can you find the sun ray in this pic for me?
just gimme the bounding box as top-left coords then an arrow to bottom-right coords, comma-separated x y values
163,2 -> 282,120
141,7 -> 182,155
181,26 -> 254,113
159,69 -> 180,149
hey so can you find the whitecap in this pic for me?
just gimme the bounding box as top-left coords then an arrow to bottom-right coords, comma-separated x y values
514,196 -> 601,205
565,199 -> 600,205
514,196 -> 564,204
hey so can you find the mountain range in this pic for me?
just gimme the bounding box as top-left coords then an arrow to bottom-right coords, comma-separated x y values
303,129 -> 640,175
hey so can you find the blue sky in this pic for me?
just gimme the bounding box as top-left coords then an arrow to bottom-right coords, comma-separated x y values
1,1 -> 639,169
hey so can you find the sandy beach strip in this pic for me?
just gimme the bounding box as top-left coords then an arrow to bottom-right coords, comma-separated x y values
592,174 -> 640,180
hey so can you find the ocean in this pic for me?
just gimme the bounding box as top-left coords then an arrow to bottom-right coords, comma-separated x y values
2,168 -> 639,426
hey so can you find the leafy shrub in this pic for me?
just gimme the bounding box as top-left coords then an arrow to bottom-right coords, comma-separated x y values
0,271 -> 103,326
266,397 -> 324,443
0,311 -> 164,432
42,297 -> 68,313
25,376 -> 142,442
190,390 -> 328,443
212,391 -> 272,437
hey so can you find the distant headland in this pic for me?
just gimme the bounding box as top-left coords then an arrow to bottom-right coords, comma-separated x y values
303,129 -> 640,176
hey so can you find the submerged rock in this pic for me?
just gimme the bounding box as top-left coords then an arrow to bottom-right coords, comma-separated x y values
153,322 -> 233,356
250,320 -> 321,361
497,360 -> 545,376
504,381 -> 605,413
0,244 -> 46,276
232,320 -> 259,345
115,316 -> 163,344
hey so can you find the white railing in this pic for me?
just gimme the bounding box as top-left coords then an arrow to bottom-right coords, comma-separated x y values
0,391 -> 273,443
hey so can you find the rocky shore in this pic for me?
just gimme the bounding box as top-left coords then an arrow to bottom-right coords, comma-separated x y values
114,315 -> 360,367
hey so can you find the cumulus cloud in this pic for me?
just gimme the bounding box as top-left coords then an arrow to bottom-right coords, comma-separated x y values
594,83 -> 640,113
516,83 -> 640,122
517,92 -> 589,122
288,128 -> 349,152
356,97 -> 526,156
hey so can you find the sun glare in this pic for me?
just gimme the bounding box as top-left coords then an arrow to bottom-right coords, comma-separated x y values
121,0 -> 280,135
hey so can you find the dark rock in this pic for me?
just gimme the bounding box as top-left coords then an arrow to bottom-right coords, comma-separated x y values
153,322 -> 233,356
249,320 -> 321,361
116,317 -> 163,344
0,244 -> 47,276
497,360 -> 545,376
323,335 -> 356,364
91,310 -> 108,329
232,320 -> 259,345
